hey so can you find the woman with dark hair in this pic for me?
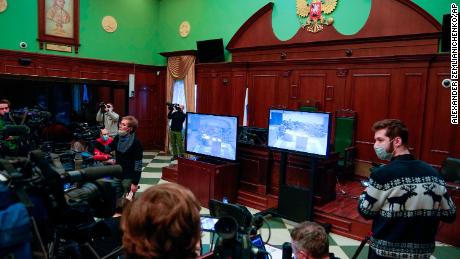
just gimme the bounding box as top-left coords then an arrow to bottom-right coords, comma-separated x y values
121,183 -> 201,259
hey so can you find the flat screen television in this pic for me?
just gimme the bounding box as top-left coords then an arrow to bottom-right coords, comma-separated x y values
196,38 -> 225,63
185,112 -> 238,161
267,108 -> 332,157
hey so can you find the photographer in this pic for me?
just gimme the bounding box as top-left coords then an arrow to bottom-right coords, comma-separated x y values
167,103 -> 186,160
96,102 -> 119,137
94,116 -> 143,198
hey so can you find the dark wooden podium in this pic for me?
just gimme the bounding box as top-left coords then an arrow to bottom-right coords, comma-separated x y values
177,157 -> 239,207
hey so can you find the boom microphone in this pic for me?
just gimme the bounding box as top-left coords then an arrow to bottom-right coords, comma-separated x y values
62,165 -> 122,183
3,125 -> 30,136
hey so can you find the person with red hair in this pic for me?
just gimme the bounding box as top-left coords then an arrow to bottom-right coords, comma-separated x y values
121,183 -> 201,259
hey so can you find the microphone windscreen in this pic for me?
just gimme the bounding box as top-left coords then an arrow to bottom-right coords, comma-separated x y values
282,242 -> 292,259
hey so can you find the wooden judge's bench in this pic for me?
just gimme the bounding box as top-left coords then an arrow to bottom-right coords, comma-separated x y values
236,144 -> 339,210
161,143 -> 338,209
162,145 -> 460,247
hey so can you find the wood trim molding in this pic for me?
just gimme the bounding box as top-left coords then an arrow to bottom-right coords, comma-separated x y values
390,0 -> 442,31
0,49 -> 165,82
227,0 -> 442,59
159,50 -> 197,57
226,2 -> 274,50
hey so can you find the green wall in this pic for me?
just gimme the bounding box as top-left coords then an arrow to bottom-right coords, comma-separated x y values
0,0 -> 159,65
155,0 -> 455,65
0,0 -> 456,66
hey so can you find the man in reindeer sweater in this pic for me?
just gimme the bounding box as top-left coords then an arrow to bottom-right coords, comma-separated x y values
358,119 -> 456,259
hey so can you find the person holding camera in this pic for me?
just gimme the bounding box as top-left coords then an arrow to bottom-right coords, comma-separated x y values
167,103 -> 186,160
96,102 -> 119,137
121,183 -> 201,259
94,116 -> 143,199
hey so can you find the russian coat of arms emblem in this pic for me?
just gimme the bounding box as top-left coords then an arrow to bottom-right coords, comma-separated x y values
296,0 -> 338,33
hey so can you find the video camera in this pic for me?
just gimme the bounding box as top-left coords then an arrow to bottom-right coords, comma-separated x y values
209,199 -> 270,259
166,102 -> 181,111
71,122 -> 101,142
5,108 -> 51,127
98,102 -> 113,111
0,150 -> 123,258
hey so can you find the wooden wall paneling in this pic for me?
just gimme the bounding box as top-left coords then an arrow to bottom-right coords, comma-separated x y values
335,68 -> 349,110
237,144 -> 270,194
351,71 -> 391,163
227,1 -> 440,62
131,67 -> 160,150
231,71 -> 247,122
4,58 -> 37,75
0,49 -> 163,149
248,71 -> 278,127
113,87 -> 127,117
297,71 -> 326,110
197,72 -> 220,114
154,70 -> 167,149
0,49 -> 133,83
278,69 -> 291,108
218,72 -> 233,115
389,67 -> 428,158
96,86 -> 112,105
421,63 -> 459,165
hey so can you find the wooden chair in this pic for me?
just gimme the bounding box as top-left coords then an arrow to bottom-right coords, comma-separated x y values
440,157 -> 460,183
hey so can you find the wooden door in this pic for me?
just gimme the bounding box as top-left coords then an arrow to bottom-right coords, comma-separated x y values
248,72 -> 278,127
421,63 -> 460,166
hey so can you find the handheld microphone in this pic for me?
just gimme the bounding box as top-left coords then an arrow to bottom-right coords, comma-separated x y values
62,165 -> 122,182
282,242 -> 292,259
3,125 -> 30,136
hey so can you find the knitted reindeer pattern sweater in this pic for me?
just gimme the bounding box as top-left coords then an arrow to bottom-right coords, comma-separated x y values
358,155 -> 456,259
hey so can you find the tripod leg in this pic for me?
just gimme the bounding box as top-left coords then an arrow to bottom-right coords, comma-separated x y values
352,235 -> 370,259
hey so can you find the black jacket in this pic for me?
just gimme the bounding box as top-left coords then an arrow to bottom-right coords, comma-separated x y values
94,134 -> 143,185
168,110 -> 186,131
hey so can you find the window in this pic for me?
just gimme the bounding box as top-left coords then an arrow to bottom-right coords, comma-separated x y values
172,79 -> 186,112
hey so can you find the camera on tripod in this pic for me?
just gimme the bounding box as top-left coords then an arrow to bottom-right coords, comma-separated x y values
166,102 -> 181,111
209,199 -> 270,259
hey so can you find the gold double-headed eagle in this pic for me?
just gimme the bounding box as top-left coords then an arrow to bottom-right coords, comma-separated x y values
296,0 -> 338,33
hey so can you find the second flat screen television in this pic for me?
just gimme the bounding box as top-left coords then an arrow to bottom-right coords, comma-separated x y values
268,109 -> 332,157
186,112 -> 238,161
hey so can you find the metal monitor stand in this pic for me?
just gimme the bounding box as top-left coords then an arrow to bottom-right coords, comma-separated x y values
256,151 -> 316,222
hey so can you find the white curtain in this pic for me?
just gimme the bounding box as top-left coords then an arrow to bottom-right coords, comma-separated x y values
172,79 -> 187,112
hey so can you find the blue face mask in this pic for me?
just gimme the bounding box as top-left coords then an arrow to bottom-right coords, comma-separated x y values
102,135 -> 109,141
374,139 -> 394,161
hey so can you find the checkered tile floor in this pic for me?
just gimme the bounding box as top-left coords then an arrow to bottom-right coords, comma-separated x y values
139,151 -> 460,259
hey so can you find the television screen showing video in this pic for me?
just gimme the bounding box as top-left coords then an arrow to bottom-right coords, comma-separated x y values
186,112 -> 238,161
267,109 -> 331,157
